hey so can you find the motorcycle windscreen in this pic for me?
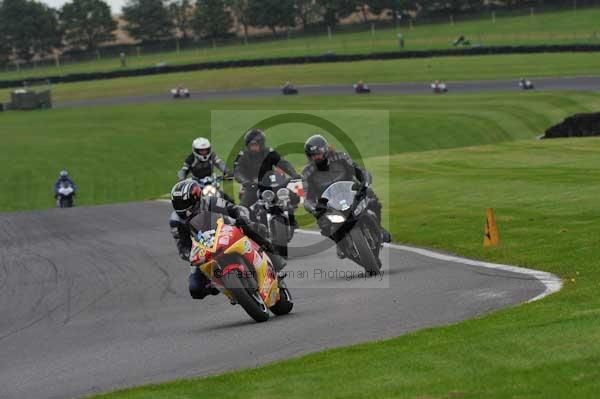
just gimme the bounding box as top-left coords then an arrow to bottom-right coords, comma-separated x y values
320,181 -> 357,211
189,212 -> 224,236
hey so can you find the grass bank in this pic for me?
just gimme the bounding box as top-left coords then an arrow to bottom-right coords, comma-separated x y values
2,91 -> 596,210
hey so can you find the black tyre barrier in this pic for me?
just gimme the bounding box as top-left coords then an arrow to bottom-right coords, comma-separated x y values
543,113 -> 600,139
3,44 -> 600,90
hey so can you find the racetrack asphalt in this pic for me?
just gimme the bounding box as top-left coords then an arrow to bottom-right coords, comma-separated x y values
55,76 -> 600,109
0,201 -> 558,399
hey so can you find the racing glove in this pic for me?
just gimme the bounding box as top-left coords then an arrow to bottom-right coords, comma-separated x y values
179,249 -> 191,261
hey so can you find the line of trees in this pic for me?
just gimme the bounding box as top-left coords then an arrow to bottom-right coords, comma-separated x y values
0,0 -> 595,64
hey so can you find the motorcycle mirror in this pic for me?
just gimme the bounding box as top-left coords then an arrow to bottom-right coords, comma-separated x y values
318,197 -> 329,205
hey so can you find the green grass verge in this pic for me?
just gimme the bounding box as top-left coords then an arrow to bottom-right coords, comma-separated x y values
3,52 -> 600,103
2,91 -> 596,211
3,6 -> 600,81
4,92 -> 600,398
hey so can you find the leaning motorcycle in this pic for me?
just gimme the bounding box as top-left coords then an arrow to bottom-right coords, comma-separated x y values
56,182 -> 75,208
188,213 -> 293,322
251,171 -> 299,258
316,181 -> 383,274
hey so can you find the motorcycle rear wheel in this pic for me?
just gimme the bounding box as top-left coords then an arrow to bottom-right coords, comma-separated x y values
269,287 -> 293,316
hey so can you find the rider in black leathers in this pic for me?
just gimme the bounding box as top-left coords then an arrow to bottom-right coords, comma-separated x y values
301,134 -> 391,247
234,129 -> 301,208
169,179 -> 286,299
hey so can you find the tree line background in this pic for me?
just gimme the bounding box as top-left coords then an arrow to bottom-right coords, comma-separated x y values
0,0 -> 597,66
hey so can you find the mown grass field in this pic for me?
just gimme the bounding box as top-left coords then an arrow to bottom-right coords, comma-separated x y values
2,6 -> 600,81
3,92 -> 600,398
1,91 -> 594,211
3,52 -> 600,103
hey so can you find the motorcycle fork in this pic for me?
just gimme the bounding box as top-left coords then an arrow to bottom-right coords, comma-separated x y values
265,212 -> 273,237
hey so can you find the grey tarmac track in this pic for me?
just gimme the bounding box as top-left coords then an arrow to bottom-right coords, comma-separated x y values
55,76 -> 600,109
0,201 -> 557,399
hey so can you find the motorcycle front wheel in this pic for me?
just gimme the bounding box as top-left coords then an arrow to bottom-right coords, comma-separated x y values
221,272 -> 269,322
349,224 -> 381,275
270,216 -> 290,258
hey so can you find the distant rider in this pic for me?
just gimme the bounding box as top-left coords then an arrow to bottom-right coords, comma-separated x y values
169,179 -> 287,299
301,134 -> 391,251
54,170 -> 77,202
233,129 -> 301,208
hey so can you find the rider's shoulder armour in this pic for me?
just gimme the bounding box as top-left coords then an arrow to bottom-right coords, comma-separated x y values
301,163 -> 315,179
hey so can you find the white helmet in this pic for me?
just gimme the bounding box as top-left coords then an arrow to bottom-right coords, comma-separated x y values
192,137 -> 211,162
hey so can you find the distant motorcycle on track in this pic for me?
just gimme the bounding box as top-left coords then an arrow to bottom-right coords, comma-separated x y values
56,181 -> 75,208
282,82 -> 299,95
171,86 -> 190,99
354,81 -> 371,94
431,80 -> 448,93
519,79 -> 535,90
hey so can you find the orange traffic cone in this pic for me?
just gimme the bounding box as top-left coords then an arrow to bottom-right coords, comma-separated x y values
483,208 -> 500,247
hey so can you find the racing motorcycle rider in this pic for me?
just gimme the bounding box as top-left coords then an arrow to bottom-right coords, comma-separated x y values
169,179 -> 287,299
301,134 -> 392,254
233,129 -> 301,208
54,170 -> 77,198
178,137 -> 232,181
178,137 -> 234,202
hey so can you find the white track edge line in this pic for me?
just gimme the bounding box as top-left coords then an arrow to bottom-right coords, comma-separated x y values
296,229 -> 562,303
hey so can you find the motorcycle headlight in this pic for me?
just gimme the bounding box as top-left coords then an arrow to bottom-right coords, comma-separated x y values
277,188 -> 290,201
327,214 -> 346,223
262,190 -> 275,202
203,186 -> 217,196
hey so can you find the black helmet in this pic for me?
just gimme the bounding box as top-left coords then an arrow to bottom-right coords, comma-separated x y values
171,179 -> 202,219
304,134 -> 329,164
244,129 -> 266,152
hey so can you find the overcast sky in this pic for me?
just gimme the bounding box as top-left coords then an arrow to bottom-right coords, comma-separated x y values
42,0 -> 127,13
